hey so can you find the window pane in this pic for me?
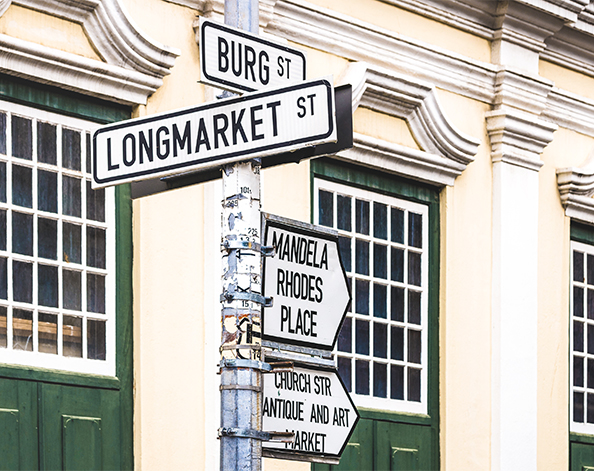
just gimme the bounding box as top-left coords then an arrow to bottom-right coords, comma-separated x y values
63,316 -> 82,357
356,319 -> 369,355
575,355 -> 584,387
589,325 -> 594,355
37,169 -> 57,213
86,182 -> 105,222
408,252 -> 422,286
575,287 -> 584,318
355,360 -> 369,395
319,190 -> 333,227
575,251 -> 585,282
408,291 -> 421,325
391,326 -> 404,361
338,236 -> 351,272
355,239 -> 369,275
373,283 -> 387,318
62,176 -> 81,217
391,207 -> 404,243
408,367 -> 421,402
373,203 -> 387,240
575,321 -> 584,352
391,247 -> 404,282
391,365 -> 404,400
13,309 -> 32,351
38,313 -> 57,354
0,257 -> 6,300
355,279 -> 369,315
337,195 -> 351,231
589,358 -> 594,389
63,269 -> 81,311
373,322 -> 387,358
337,316 -> 352,353
588,254 -> 594,285
13,261 -> 32,303
0,161 -> 5,202
391,287 -> 405,322
38,217 -> 57,260
87,227 -> 106,269
355,199 -> 369,235
87,273 -> 105,314
0,112 -> 6,155
338,357 -> 351,393
86,133 -> 91,174
0,209 -> 5,251
12,211 -> 33,256
38,264 -> 58,308
12,116 -> 32,160
575,391 -> 585,423
408,212 -> 423,248
373,362 -> 387,398
0,305 -> 6,348
12,165 -> 32,208
373,243 -> 387,279
37,122 -> 57,165
87,319 -> 106,360
408,329 -> 422,364
587,394 -> 594,424
63,222 -> 81,264
589,290 -> 594,320
62,128 -> 81,171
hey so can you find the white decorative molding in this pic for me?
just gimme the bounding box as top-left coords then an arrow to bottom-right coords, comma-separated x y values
493,69 -> 554,114
486,109 -> 557,171
336,133 -> 467,187
0,0 -> 180,104
557,151 -> 594,224
334,62 -> 479,186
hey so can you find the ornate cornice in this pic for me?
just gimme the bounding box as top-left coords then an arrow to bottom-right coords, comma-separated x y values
486,109 -> 557,171
557,151 -> 594,224
0,0 -> 180,104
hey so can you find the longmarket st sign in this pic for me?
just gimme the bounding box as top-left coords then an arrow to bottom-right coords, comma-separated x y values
92,78 -> 336,188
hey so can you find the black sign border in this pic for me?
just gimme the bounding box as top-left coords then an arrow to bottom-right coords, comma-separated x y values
200,19 -> 307,93
262,361 -> 360,461
92,79 -> 333,186
262,217 -> 351,351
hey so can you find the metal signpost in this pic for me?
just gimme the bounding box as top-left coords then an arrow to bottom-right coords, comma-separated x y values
262,214 -> 350,350
91,1 -> 356,469
262,364 -> 359,462
200,18 -> 306,93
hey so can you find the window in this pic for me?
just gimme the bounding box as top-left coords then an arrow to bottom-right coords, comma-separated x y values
0,100 -> 115,376
315,179 -> 429,414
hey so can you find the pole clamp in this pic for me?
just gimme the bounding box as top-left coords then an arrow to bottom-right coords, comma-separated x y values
217,428 -> 295,443
220,384 -> 262,392
218,428 -> 271,441
220,291 -> 273,307
221,240 -> 275,256
220,358 -> 272,371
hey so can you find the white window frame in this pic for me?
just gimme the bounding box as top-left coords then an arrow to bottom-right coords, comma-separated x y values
0,100 -> 116,377
314,178 -> 429,415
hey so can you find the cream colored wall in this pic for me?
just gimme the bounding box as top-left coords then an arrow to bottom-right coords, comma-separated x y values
306,0 -> 490,63
0,5 -> 101,60
435,89 -> 493,470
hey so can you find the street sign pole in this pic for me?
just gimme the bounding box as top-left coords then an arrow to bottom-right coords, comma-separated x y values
219,2 -> 264,471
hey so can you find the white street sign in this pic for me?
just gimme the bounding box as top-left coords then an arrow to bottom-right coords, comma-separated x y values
200,18 -> 306,93
263,217 -> 350,350
92,78 -> 336,188
262,365 -> 359,459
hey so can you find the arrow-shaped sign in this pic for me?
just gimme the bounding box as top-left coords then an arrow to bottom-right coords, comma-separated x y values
262,215 -> 351,350
262,365 -> 359,460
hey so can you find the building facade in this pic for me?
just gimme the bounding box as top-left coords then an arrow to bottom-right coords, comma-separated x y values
1,0 -> 594,469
